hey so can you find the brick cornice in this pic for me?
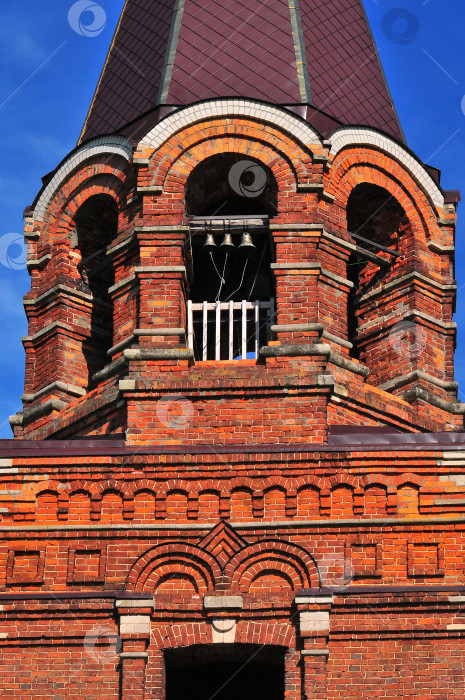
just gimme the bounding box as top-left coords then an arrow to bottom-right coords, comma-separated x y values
357,271 -> 456,303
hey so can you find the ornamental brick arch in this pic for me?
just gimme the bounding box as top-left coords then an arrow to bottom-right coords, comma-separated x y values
325,148 -> 436,246
145,137 -> 305,220
329,473 -> 360,490
133,479 -> 158,495
361,474 -> 392,489
159,479 -> 192,497
66,480 -> 97,499
141,115 -> 313,193
40,156 -> 132,244
294,475 -> 330,492
396,473 -> 427,489
225,540 -> 319,592
32,135 -> 132,221
95,479 -> 133,498
126,542 -> 221,593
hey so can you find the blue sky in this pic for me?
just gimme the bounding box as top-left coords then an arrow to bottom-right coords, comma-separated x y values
0,0 -> 464,437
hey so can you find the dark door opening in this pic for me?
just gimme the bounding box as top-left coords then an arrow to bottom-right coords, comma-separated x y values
165,644 -> 285,700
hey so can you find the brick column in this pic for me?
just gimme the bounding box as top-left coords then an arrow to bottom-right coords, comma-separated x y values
295,592 -> 332,700
116,596 -> 154,700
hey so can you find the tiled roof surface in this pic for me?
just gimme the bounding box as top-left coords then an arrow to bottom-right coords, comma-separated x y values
166,0 -> 300,104
301,0 -> 402,139
80,0 -> 403,143
81,0 -> 175,141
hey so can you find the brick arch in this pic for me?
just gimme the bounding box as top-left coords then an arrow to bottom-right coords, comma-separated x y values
395,473 -> 426,489
152,621 -> 294,650
159,479 -> 192,497
42,157 -> 131,241
66,480 -> 97,498
326,150 -> 436,242
194,479 -> 227,496
27,479 -> 68,501
133,479 -> 158,495
142,121 -> 313,217
236,621 -> 294,647
225,540 -> 319,591
294,476 -> 330,491
361,474 -> 392,489
33,134 -> 132,222
262,476 -> 296,493
159,131 -> 303,191
329,474 -> 360,490
329,127 -> 443,210
126,542 -> 221,593
228,477 -> 257,493
95,479 -> 133,498
152,622 -> 210,649
140,99 -> 321,153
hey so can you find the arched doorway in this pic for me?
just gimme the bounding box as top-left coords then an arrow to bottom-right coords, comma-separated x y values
165,644 -> 285,700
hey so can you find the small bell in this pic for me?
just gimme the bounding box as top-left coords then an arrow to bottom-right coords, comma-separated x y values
220,232 -> 234,250
238,230 -> 256,256
203,232 -> 216,252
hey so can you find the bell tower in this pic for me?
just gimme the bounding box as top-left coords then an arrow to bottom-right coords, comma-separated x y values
2,1 -> 465,699
12,0 -> 462,439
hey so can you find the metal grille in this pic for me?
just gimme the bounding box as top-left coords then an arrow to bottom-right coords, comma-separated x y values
187,299 -> 275,361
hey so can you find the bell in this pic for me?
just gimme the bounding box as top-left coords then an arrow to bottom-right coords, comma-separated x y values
203,232 -> 216,252
238,231 -> 256,256
220,233 -> 234,250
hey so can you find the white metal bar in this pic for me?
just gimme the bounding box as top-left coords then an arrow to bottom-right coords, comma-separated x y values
202,301 -> 208,361
190,298 -> 275,361
229,301 -> 234,360
187,300 -> 193,352
268,298 -> 275,342
241,300 -> 247,359
190,301 -> 272,312
215,302 -> 221,361
254,301 -> 259,357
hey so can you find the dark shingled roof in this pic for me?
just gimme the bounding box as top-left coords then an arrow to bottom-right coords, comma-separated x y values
79,0 -> 403,144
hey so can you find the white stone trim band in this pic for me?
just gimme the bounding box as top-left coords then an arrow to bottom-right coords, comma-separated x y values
34,135 -> 133,222
329,127 -> 444,209
139,99 -> 321,152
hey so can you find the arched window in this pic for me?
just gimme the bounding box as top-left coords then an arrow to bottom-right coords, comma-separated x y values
346,183 -> 408,360
185,155 -> 277,361
72,194 -> 118,385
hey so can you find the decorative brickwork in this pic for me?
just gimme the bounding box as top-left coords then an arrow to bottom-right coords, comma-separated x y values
3,3 -> 465,695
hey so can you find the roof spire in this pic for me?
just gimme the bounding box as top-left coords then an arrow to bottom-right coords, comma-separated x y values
79,0 -> 403,144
